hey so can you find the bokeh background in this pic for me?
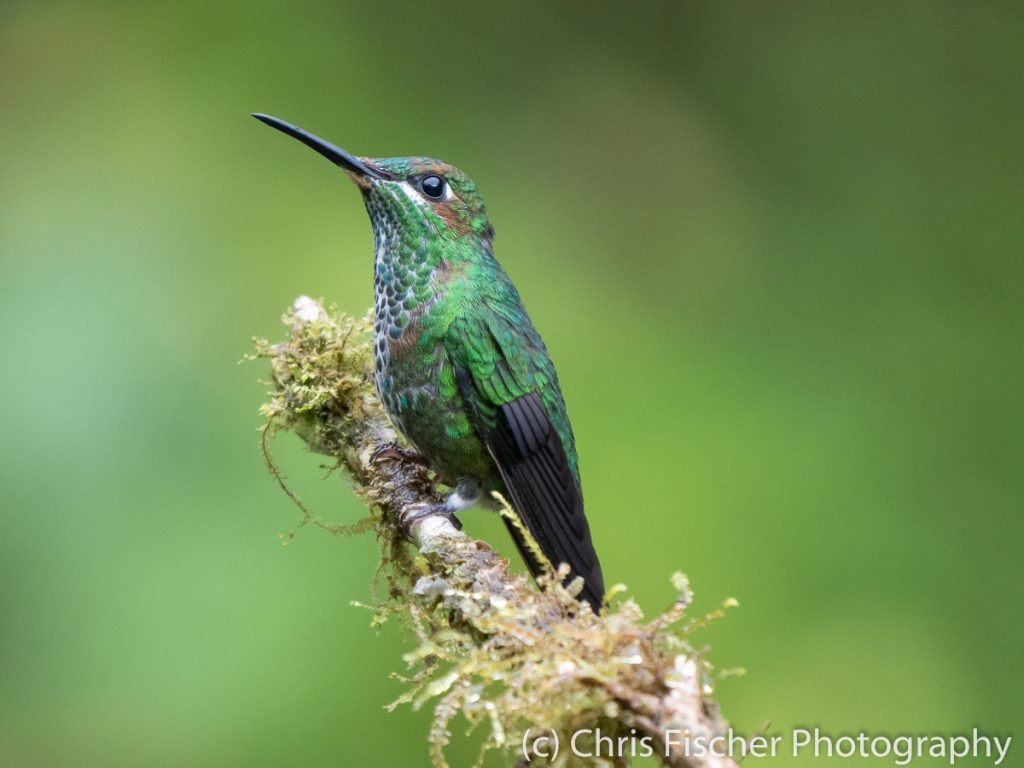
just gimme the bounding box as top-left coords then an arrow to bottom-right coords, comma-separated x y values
2,2 -> 1021,766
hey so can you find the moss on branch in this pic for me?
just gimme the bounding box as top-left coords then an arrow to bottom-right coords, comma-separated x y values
253,296 -> 741,768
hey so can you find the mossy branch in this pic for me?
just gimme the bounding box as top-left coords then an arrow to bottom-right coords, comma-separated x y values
253,296 -> 741,768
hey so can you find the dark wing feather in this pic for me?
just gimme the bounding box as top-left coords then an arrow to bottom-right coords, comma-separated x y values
448,315 -> 604,611
486,393 -> 604,610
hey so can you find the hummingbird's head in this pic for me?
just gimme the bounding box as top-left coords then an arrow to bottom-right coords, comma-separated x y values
358,156 -> 494,243
253,114 -> 494,250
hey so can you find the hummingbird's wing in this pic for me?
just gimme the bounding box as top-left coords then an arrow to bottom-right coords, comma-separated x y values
446,312 -> 604,610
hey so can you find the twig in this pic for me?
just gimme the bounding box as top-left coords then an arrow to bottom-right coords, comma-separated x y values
253,296 -> 741,768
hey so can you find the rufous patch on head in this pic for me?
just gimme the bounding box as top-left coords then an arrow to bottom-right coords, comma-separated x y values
434,203 -> 473,236
344,168 -> 371,190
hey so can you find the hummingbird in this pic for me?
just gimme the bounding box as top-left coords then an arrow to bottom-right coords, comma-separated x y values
254,113 -> 604,611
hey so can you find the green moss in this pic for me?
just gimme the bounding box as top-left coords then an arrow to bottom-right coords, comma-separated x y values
253,299 -> 738,768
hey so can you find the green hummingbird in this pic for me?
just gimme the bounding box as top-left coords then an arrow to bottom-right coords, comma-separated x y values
254,113 -> 604,611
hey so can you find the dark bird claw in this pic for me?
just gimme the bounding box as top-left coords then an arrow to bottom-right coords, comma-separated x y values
371,441 -> 431,468
398,502 -> 463,537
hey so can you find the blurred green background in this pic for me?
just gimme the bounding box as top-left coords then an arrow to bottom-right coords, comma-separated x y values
2,1 -> 1021,766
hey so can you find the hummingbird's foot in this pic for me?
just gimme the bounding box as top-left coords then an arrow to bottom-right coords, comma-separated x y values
371,441 -> 431,469
398,502 -> 463,535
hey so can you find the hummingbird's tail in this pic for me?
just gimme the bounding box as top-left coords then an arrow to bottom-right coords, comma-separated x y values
501,512 -> 605,612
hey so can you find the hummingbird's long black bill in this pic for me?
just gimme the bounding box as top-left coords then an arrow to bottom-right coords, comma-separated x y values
252,113 -> 390,180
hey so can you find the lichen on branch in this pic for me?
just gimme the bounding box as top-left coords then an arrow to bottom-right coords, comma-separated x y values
252,296 -> 741,768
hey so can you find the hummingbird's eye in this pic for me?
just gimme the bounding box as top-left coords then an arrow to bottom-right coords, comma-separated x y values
419,174 -> 446,200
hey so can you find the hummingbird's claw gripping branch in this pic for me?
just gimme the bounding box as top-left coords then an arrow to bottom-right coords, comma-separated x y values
371,441 -> 433,469
399,502 -> 465,535
253,297 -> 741,768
